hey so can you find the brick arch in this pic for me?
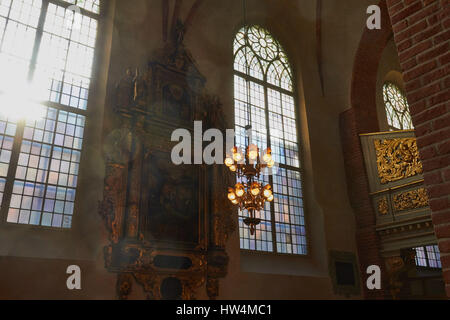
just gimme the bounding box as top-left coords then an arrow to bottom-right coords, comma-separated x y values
350,0 -> 394,133
383,70 -> 405,90
340,0 -> 394,299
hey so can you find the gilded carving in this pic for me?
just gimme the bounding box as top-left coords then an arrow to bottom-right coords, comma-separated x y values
103,245 -> 113,269
393,188 -> 429,212
133,273 -> 159,300
133,273 -> 205,300
182,277 -> 205,300
206,278 -> 219,300
117,273 -> 134,300
384,249 -> 416,299
374,138 -> 423,184
377,197 -> 389,215
99,163 -> 127,244
206,250 -> 230,300
133,248 -> 154,270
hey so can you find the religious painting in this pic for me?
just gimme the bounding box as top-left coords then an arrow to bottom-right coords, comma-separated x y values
141,150 -> 200,245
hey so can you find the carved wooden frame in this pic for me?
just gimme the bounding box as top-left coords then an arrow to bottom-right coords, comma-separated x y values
100,31 -> 235,299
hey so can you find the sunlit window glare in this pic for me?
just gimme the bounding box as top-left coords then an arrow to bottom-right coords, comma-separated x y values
0,79 -> 47,122
0,0 -> 99,229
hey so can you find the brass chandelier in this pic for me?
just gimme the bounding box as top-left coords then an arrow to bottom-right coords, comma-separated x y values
225,137 -> 274,235
225,0 -> 274,236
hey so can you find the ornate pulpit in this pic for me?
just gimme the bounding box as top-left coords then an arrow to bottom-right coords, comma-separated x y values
360,130 -> 439,298
99,35 -> 234,300
360,130 -> 434,251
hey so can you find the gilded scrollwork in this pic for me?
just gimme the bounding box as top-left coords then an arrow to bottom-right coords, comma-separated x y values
377,197 -> 389,215
133,273 -> 205,300
206,250 -> 230,300
103,245 -> 113,269
206,278 -> 220,300
130,247 -> 155,271
384,249 -> 416,299
133,273 -> 160,300
117,273 -> 134,300
182,277 -> 206,300
99,163 -> 127,244
393,188 -> 429,213
374,138 -> 423,184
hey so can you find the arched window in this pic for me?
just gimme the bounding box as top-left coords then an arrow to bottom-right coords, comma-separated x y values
233,25 -> 306,255
383,82 -> 413,130
0,0 -> 100,228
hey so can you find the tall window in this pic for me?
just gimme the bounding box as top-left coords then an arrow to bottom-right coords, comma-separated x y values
0,0 -> 100,228
383,82 -> 413,130
233,25 -> 306,255
415,245 -> 442,269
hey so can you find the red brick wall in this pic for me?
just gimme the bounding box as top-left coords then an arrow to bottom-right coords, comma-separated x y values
385,0 -> 450,297
340,110 -> 387,299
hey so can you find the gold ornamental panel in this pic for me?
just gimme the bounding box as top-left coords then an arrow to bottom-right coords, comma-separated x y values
392,188 -> 429,213
377,197 -> 389,215
374,138 -> 423,184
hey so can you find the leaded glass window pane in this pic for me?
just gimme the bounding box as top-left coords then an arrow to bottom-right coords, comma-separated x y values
414,245 -> 442,269
234,25 -> 306,255
383,82 -> 413,130
0,0 -> 100,229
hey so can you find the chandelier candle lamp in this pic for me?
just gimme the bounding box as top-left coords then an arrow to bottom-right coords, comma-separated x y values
225,142 -> 275,235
